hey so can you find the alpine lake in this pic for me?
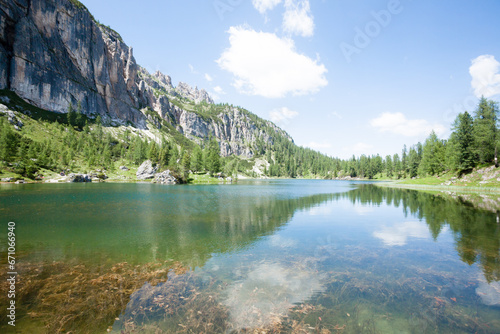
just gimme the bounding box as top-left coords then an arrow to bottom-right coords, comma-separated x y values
1,180 -> 499,333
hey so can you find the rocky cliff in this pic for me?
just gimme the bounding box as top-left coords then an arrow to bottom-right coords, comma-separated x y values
0,0 -> 292,157
0,0 -> 146,126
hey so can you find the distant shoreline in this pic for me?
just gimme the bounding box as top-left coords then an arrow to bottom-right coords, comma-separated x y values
375,180 -> 500,194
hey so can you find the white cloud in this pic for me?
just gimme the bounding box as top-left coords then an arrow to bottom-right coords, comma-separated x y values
252,0 -> 282,14
328,111 -> 343,120
214,86 -> 225,94
370,112 -> 445,137
307,141 -> 332,150
373,221 -> 430,246
269,107 -> 299,123
204,73 -> 213,82
283,0 -> 314,37
188,64 -> 197,74
470,55 -> 500,98
217,26 -> 327,98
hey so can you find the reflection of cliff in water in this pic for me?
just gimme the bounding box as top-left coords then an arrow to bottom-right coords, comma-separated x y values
0,186 -> 339,334
12,184 -> 338,269
337,185 -> 500,282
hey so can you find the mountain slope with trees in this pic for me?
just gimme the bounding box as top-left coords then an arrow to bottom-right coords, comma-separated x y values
0,0 -> 499,185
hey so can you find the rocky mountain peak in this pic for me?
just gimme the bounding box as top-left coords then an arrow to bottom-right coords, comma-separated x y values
153,70 -> 173,89
176,82 -> 213,105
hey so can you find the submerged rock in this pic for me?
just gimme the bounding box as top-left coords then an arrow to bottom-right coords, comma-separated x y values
136,160 -> 158,180
152,170 -> 178,185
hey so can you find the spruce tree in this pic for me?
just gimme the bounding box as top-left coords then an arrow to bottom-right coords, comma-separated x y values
159,143 -> 170,168
419,131 -> 445,176
473,97 -> 498,163
385,155 -> 393,178
450,111 -> 476,172
206,137 -> 221,175
181,150 -> 191,171
75,101 -> 84,129
190,145 -> 203,172
169,145 -> 179,167
67,102 -> 76,127
393,153 -> 401,179
148,142 -> 159,163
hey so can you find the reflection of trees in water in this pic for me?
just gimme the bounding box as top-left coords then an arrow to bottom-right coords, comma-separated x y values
336,185 -> 500,282
16,190 -> 337,268
162,192 -> 338,269
0,192 -> 338,334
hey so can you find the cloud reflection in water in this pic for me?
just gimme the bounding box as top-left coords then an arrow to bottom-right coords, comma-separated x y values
222,261 -> 324,330
373,220 -> 430,246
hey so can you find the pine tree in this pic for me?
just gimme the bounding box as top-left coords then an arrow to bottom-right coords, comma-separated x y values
449,111 -> 476,173
181,150 -> 191,171
206,137 -> 221,175
393,153 -> 401,179
190,145 -> 203,172
148,142 -> 159,163
385,155 -> 393,178
159,143 -> 170,168
419,131 -> 445,176
169,145 -> 179,167
75,101 -> 84,129
96,115 -> 102,126
473,97 -> 498,163
67,102 -> 77,127
401,145 -> 408,178
407,146 -> 421,178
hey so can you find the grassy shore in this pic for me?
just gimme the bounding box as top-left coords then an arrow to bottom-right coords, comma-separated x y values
376,180 -> 500,194
371,165 -> 500,193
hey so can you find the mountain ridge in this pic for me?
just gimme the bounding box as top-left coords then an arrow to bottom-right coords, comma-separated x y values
0,0 -> 296,159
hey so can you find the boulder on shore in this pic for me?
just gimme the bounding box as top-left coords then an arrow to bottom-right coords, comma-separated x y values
136,160 -> 158,180
152,170 -> 178,185
66,173 -> 92,183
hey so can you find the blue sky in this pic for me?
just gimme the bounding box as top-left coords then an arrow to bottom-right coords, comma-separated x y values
81,0 -> 500,159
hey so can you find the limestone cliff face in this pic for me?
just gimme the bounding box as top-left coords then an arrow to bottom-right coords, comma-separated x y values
0,0 -> 146,126
178,107 -> 290,158
137,68 -> 293,158
0,0 -> 293,157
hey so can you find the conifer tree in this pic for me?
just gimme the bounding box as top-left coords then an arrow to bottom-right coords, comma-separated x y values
473,97 -> 498,163
419,131 -> 445,176
206,137 -> 221,175
169,145 -> 179,167
190,145 -> 203,172
159,143 -> 170,168
148,142 -> 159,163
449,111 -> 476,172
181,150 -> 191,171
385,155 -> 393,178
67,102 -> 76,127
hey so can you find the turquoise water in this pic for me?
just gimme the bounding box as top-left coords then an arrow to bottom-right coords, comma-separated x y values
0,180 -> 499,333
